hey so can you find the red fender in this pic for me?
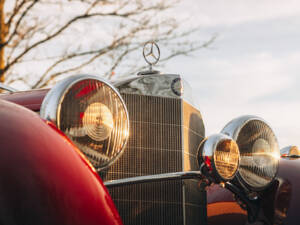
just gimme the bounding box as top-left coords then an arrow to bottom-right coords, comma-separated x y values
0,99 -> 122,225
270,158 -> 300,225
206,184 -> 247,225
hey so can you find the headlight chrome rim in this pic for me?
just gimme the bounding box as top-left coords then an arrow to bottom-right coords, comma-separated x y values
221,115 -> 280,191
41,74 -> 129,171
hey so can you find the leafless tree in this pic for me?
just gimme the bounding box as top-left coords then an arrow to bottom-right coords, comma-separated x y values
0,0 -> 215,89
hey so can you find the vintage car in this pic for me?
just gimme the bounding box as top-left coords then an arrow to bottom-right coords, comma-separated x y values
0,42 -> 298,225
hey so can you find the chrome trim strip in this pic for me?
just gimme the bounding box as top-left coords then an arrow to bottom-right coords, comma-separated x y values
0,83 -> 17,92
104,171 -> 202,188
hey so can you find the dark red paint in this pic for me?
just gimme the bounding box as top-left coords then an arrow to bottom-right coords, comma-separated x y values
207,184 -> 234,204
273,158 -> 300,225
0,99 -> 122,225
0,89 -> 48,111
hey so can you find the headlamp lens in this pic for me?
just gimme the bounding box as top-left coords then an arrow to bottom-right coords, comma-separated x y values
58,79 -> 129,169
235,119 -> 279,189
214,139 -> 240,180
41,75 -> 129,171
199,134 -> 240,182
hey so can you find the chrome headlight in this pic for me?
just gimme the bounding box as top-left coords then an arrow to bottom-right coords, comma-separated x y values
280,146 -> 300,157
41,75 -> 129,170
198,134 -> 240,182
222,115 -> 279,191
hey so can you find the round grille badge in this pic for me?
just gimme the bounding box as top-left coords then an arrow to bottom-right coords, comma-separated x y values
171,78 -> 183,96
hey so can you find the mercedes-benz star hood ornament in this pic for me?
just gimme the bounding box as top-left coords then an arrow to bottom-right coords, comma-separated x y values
138,41 -> 161,75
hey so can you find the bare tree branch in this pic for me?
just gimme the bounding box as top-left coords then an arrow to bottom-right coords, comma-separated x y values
5,0 -> 27,29
106,45 -> 141,79
4,1 -> 171,73
5,0 -> 38,47
33,16 -> 154,88
1,0 -> 215,89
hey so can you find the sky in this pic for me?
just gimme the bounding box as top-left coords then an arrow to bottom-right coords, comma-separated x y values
164,0 -> 300,148
6,0 -> 299,149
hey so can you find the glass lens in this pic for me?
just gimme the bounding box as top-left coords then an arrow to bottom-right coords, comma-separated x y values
214,139 -> 239,180
58,79 -> 129,169
236,120 -> 279,189
82,102 -> 114,142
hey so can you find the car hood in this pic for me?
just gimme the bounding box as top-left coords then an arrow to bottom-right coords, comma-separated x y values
0,89 -> 49,111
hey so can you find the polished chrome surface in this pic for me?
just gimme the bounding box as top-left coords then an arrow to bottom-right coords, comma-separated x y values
104,171 -> 202,188
221,115 -> 265,140
280,146 -> 291,156
221,115 -> 279,191
199,134 -> 229,159
0,83 -> 17,92
114,74 -> 196,107
143,41 -> 160,70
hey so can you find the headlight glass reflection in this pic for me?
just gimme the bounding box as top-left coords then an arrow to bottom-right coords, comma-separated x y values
214,139 -> 240,180
236,119 -> 279,189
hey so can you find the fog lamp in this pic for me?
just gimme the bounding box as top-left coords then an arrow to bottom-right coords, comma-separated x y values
198,134 -> 240,182
41,75 -> 129,170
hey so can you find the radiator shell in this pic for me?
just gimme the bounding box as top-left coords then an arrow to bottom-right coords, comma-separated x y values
102,74 -> 205,225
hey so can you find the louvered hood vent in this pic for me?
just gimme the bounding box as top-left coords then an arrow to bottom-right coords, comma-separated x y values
101,74 -> 205,225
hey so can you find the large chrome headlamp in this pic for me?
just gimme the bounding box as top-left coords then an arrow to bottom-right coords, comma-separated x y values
221,115 -> 279,191
41,75 -> 129,170
198,134 -> 240,183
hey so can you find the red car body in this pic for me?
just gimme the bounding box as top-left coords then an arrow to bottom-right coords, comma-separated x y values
0,96 -> 122,225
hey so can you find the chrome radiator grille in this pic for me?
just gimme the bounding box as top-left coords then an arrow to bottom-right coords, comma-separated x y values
101,93 -> 205,225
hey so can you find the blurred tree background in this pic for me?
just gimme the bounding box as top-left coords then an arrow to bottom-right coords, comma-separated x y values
0,0 -> 215,89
